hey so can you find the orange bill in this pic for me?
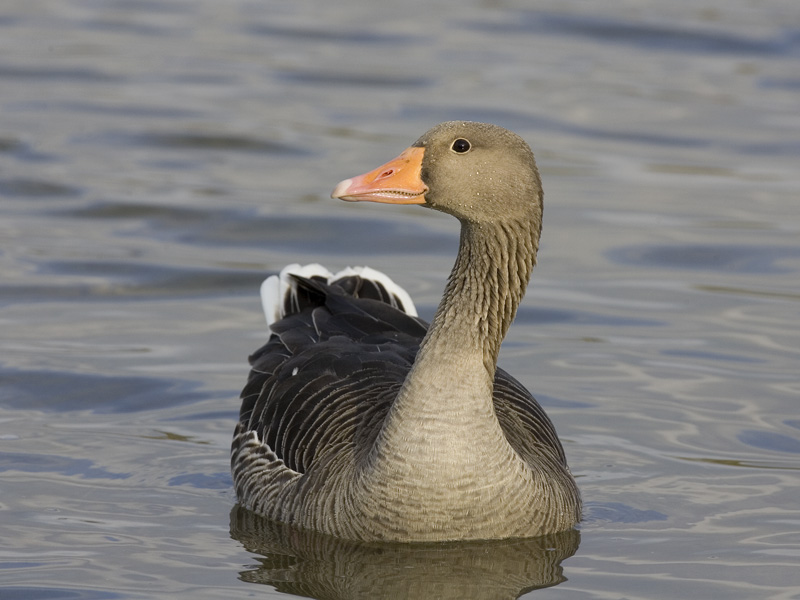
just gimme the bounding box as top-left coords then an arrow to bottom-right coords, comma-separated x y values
331,146 -> 427,204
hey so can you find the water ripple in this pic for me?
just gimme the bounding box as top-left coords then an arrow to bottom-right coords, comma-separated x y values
737,430 -> 800,454
608,244 -> 800,274
0,179 -> 82,198
245,23 -> 421,45
0,369 -> 211,413
74,130 -> 312,155
0,65 -> 121,82
0,452 -> 130,480
465,11 -> 800,57
275,69 -> 433,88
0,588 -> 119,600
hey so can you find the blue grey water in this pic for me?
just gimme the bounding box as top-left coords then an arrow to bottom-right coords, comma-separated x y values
1,0 -> 799,598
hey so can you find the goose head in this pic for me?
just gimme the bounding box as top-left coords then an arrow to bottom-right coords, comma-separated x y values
332,121 -> 543,228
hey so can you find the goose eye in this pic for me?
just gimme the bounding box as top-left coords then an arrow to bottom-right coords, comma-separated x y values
450,138 -> 471,153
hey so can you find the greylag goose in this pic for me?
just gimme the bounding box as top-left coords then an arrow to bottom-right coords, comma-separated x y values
232,121 -> 581,542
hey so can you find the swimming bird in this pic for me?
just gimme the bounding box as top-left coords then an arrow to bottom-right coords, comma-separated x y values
232,121 -> 581,542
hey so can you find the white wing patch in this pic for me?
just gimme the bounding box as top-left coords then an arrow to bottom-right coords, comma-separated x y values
332,266 -> 418,317
261,263 -> 332,327
260,263 -> 417,328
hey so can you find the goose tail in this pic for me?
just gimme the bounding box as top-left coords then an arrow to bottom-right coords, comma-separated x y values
260,263 -> 417,327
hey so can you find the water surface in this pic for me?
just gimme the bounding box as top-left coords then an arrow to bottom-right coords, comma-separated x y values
1,0 -> 799,598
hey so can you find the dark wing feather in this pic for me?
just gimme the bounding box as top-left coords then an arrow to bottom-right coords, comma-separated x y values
493,369 -> 568,468
238,275 -> 423,475
332,274 -> 414,314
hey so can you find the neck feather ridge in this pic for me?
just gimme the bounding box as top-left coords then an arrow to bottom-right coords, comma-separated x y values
424,218 -> 538,375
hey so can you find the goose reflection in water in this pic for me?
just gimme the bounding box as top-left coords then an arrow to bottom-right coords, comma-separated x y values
230,505 -> 580,600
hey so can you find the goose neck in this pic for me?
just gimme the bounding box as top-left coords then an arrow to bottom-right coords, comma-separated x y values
421,218 -> 538,375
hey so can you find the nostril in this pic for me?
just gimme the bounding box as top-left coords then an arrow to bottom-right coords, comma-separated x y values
379,169 -> 394,179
